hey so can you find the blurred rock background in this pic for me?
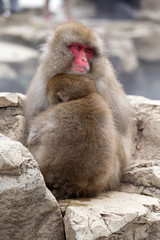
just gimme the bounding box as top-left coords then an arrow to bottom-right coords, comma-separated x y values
0,0 -> 160,99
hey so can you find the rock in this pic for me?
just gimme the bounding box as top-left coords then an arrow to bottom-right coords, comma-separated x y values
88,20 -> 160,62
0,92 -> 21,107
129,95 -> 160,145
0,64 -> 17,79
138,10 -> 160,23
95,20 -> 160,62
0,41 -> 38,62
121,96 -> 160,199
0,41 -> 38,93
0,134 -> 64,240
109,39 -> 138,73
60,192 -> 160,240
129,95 -> 160,160
121,160 -> 160,199
133,25 -> 160,61
0,63 -> 29,93
0,93 -> 26,144
0,25 -> 47,47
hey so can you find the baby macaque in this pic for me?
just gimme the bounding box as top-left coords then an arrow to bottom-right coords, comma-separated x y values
27,74 -> 122,199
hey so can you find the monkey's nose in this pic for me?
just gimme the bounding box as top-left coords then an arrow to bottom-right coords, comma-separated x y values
82,57 -> 87,62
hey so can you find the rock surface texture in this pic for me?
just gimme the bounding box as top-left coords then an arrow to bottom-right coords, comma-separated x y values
61,192 -> 160,240
0,134 -> 64,240
0,92 -> 26,145
0,93 -> 160,240
122,96 -> 160,199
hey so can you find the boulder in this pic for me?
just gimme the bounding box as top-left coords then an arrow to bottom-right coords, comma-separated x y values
133,25 -> 160,61
138,10 -> 160,23
0,134 -> 64,240
0,41 -> 38,62
0,41 -> 38,93
88,20 -> 160,62
0,25 -> 46,46
121,96 -> 160,199
61,192 -> 160,240
109,39 -> 138,73
0,92 -> 26,145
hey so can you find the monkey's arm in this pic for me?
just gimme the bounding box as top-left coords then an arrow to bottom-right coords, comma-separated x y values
25,69 -> 49,124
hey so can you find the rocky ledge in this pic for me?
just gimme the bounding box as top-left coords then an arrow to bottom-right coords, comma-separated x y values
0,93 -> 160,240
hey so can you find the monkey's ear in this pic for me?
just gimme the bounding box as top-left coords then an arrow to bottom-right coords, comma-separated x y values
57,91 -> 70,102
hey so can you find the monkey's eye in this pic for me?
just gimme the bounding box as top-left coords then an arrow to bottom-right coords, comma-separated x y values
85,48 -> 94,55
74,45 -> 82,51
85,48 -> 91,53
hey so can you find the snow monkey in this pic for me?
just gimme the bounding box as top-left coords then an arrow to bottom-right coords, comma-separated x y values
25,22 -> 133,199
28,74 -> 123,199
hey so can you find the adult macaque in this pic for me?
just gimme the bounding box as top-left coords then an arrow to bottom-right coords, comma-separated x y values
28,74 -> 122,199
25,22 -> 132,198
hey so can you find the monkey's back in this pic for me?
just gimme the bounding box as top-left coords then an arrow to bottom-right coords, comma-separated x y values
28,93 -> 119,199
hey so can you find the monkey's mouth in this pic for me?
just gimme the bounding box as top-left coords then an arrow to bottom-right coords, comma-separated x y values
73,65 -> 89,73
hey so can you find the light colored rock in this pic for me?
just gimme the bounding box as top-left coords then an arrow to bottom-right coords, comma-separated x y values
133,26 -> 160,61
0,25 -> 48,46
61,192 -> 160,240
0,92 -> 20,107
87,20 -> 160,62
129,95 -> 160,146
0,134 -> 64,240
0,25 -> 42,41
0,41 -> 38,62
139,10 -> 160,23
121,160 -> 160,198
121,96 -> 160,199
129,95 -> 160,159
109,39 -> 138,73
0,64 -> 17,79
0,93 -> 26,144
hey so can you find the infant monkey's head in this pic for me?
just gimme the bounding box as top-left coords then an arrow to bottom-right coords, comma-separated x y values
47,74 -> 97,105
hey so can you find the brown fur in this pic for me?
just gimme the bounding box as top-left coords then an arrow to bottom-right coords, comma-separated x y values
25,22 -> 133,199
47,74 -> 97,104
28,74 -> 122,199
25,22 -> 131,136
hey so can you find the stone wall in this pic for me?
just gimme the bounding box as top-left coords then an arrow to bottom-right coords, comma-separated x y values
0,93 -> 160,240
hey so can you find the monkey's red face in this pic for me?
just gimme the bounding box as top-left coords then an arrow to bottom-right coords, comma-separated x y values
70,43 -> 94,74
